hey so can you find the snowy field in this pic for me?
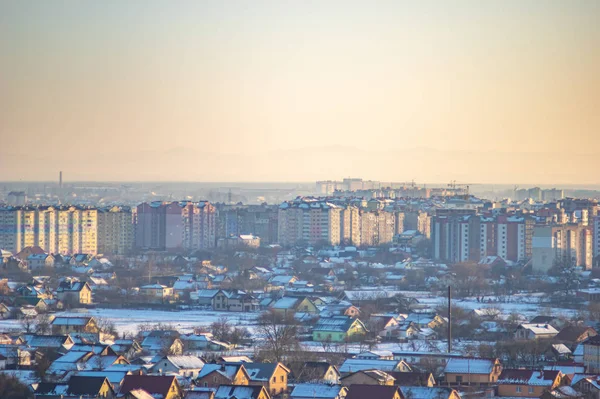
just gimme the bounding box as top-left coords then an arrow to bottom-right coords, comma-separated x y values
0,308 -> 259,336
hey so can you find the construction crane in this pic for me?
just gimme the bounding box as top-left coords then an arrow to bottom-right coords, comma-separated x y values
448,180 -> 472,199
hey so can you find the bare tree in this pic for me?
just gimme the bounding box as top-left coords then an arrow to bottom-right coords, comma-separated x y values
255,310 -> 300,362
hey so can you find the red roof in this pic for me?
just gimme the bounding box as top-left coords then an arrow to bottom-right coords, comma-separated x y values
120,375 -> 178,397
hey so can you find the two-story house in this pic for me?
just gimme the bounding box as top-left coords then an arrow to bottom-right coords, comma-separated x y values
497,369 -> 563,397
443,357 -> 502,386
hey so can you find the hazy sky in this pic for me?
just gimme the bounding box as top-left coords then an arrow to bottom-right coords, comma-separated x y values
1,1 -> 599,183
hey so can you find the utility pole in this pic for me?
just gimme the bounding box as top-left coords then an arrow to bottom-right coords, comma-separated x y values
448,285 -> 452,353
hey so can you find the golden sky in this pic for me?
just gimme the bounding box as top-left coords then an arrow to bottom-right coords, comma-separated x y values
1,1 -> 599,183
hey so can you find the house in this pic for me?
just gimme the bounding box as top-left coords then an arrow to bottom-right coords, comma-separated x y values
312,316 -> 368,343
583,335 -> 600,372
345,385 -> 404,399
404,314 -> 446,329
16,245 -> 46,261
111,339 -> 143,360
341,369 -> 396,386
339,359 -> 410,374
140,331 -> 183,355
184,389 -> 215,399
497,369 -> 563,397
24,334 -> 75,351
290,384 -> 348,399
51,316 -> 98,334
195,363 -> 250,388
139,284 -> 174,303
149,355 -> 205,378
0,345 -> 31,368
120,375 -> 183,399
399,387 -> 460,399
572,375 -> 600,398
212,290 -> 259,312
355,350 -> 394,360
293,361 -> 340,384
443,357 -> 502,385
389,372 -> 435,387
539,386 -> 584,399
214,385 -> 270,399
556,326 -> 597,345
180,333 -> 232,351
193,289 -> 220,306
244,362 -> 290,396
57,280 -> 93,305
515,324 -> 559,340
27,253 -> 55,270
34,376 -> 115,399
0,303 -> 12,319
270,296 -> 318,316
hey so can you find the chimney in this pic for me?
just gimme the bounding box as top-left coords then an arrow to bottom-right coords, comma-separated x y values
59,171 -> 63,188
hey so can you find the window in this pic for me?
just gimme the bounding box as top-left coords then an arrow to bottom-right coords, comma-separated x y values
204,382 -> 208,387
281,375 -> 284,382
528,387 -> 534,394
272,377 -> 276,383
516,386 -> 522,393
456,376 -> 463,383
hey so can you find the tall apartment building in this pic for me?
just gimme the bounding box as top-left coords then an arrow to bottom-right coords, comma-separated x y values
0,206 -> 98,255
216,205 -> 278,244
405,211 -> 431,239
533,224 -> 593,273
341,206 -> 361,246
432,213 -> 533,264
135,201 -> 217,251
97,206 -> 134,255
593,215 -> 600,262
359,210 -> 396,246
278,198 -> 341,246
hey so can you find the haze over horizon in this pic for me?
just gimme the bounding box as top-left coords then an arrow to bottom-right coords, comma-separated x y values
1,1 -> 599,183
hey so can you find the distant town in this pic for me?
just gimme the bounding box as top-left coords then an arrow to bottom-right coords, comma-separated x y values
1,177 -> 600,399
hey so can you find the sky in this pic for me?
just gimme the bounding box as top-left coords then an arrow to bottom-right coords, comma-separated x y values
1,1 -> 599,184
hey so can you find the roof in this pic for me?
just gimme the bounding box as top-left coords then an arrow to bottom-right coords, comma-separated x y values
346,385 -> 403,399
51,316 -> 93,326
342,369 -> 395,384
313,316 -> 363,333
389,372 -> 433,386
215,385 -> 266,399
518,323 -> 559,335
242,362 -> 289,382
165,355 -> 205,369
498,369 -> 560,386
36,376 -> 110,396
400,387 -> 455,399
444,358 -> 496,374
291,383 -> 345,398
339,359 -> 402,373
120,375 -> 178,397
556,326 -> 596,342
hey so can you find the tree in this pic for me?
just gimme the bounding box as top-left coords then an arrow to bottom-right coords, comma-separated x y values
35,314 -> 53,335
0,373 -> 33,399
210,316 -> 232,342
256,310 -> 300,362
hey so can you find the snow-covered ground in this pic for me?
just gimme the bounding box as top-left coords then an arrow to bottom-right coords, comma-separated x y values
0,308 -> 259,336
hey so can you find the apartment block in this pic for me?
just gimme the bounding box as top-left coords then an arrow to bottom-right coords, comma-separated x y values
97,206 -> 134,255
278,198 -> 342,246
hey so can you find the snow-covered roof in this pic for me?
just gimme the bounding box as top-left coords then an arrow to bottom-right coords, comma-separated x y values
290,383 -> 345,398
444,358 -> 496,374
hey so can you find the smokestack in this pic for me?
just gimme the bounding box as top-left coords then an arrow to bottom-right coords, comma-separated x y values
59,171 -> 63,188
448,285 -> 452,353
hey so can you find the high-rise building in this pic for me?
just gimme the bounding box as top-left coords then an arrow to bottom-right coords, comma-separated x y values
135,201 -> 217,251
532,224 -> 593,273
97,206 -> 134,255
277,198 -> 341,246
593,215 -> 600,262
341,206 -> 361,246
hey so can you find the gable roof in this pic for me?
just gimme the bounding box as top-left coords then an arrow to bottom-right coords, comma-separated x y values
241,362 -> 290,382
291,383 -> 345,398
340,359 -> 403,373
313,316 -> 365,333
556,326 -> 596,342
498,369 -> 560,386
36,376 -> 111,396
400,386 -> 455,399
215,385 -> 267,399
346,385 -> 403,399
120,375 -> 178,397
444,358 -> 497,374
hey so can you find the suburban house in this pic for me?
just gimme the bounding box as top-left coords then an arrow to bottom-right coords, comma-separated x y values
27,254 -> 55,270
139,284 -> 174,303
51,316 -> 99,335
404,313 -> 446,329
270,296 -> 319,316
290,384 -> 348,399
400,387 -> 460,399
389,372 -> 436,387
555,326 -> 597,345
339,359 -> 411,374
515,324 -> 559,340
195,363 -> 250,388
140,331 -> 183,355
34,376 -> 115,399
149,355 -> 205,378
443,357 -> 502,385
341,369 -> 395,386
345,385 -> 404,399
214,385 -> 270,399
244,362 -> 290,396
312,316 -> 368,343
497,369 -> 563,397
57,280 -> 93,305
212,290 -> 259,312
583,335 -> 600,372
120,375 -> 183,399
293,361 -> 340,384
355,350 -> 394,360
180,333 -> 232,351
